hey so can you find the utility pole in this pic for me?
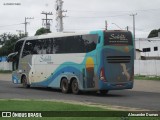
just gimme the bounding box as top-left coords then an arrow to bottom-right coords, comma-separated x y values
126,26 -> 129,31
130,13 -> 137,40
16,30 -> 24,37
130,13 -> 137,59
55,0 -> 67,32
23,17 -> 34,36
41,11 -> 53,31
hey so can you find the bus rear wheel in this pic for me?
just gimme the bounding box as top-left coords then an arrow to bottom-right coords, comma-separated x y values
22,76 -> 30,88
71,79 -> 79,94
61,78 -> 69,94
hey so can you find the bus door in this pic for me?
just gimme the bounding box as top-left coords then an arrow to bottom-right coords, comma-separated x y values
8,40 -> 24,83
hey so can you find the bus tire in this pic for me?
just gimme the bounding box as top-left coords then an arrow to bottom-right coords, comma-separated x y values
22,76 -> 30,88
99,90 -> 109,95
61,78 -> 69,94
71,79 -> 79,95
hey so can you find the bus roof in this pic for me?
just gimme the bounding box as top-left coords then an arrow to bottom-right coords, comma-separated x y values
17,30 -> 131,42
18,32 -> 90,42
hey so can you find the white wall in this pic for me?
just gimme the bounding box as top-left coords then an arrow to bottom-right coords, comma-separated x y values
135,60 -> 160,76
135,38 -> 160,57
0,62 -> 12,70
136,51 -> 141,60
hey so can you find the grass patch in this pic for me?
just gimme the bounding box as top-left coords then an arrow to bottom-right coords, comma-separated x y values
0,99 -> 106,111
0,100 -> 112,120
134,75 -> 160,81
0,70 -> 12,73
0,100 -> 156,120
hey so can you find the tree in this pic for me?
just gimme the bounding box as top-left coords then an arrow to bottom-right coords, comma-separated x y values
148,28 -> 160,38
35,27 -> 51,36
0,33 -> 21,56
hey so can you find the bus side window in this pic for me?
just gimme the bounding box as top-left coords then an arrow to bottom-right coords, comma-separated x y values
82,34 -> 98,53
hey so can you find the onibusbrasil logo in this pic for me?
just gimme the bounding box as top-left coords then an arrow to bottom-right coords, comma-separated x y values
1,112 -> 42,118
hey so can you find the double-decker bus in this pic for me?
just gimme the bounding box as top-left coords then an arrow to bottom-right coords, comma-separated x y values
8,30 -> 134,94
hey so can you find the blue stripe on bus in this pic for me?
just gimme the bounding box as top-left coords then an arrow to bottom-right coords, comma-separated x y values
31,66 -> 81,87
12,75 -> 20,84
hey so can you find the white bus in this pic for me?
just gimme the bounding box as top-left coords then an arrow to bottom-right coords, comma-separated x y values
8,30 -> 134,94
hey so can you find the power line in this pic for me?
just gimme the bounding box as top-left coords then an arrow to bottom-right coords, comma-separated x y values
68,8 -> 160,13
66,8 -> 160,19
0,23 -> 23,28
64,28 -> 105,30
66,14 -> 129,19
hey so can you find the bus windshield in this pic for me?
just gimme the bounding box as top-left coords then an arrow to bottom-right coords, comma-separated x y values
104,31 -> 133,46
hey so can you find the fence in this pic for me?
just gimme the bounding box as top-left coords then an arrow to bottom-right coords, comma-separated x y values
0,62 -> 12,71
134,60 -> 160,76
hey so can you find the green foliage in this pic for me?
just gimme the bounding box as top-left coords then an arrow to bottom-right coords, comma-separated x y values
134,75 -> 160,80
0,33 -> 22,56
148,28 -> 160,38
0,100 -> 155,120
0,100 -> 106,111
0,70 -> 12,73
35,27 -> 51,36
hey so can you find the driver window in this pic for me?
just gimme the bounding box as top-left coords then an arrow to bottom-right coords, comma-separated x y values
22,40 -> 35,58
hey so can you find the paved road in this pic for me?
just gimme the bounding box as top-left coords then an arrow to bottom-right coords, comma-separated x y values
0,75 -> 160,111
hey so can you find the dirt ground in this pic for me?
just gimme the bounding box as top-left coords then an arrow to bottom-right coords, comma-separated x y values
0,73 -> 11,81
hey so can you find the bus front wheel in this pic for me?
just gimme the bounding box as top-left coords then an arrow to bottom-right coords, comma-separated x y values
71,79 -> 79,94
22,76 -> 30,88
61,78 -> 69,94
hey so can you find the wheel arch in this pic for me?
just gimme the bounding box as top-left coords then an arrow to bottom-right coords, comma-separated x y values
60,76 -> 68,88
21,74 -> 27,83
60,75 -> 80,89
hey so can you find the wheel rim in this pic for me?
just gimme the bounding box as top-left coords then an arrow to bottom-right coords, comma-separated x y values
62,81 -> 67,91
61,79 -> 69,93
72,80 -> 78,93
22,77 -> 27,87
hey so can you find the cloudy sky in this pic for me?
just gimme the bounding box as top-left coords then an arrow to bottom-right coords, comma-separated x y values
0,0 -> 160,38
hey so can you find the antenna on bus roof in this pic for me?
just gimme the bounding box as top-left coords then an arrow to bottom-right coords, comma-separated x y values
105,20 -> 108,30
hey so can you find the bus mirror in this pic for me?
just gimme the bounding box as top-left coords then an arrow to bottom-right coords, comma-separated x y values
7,52 -> 18,62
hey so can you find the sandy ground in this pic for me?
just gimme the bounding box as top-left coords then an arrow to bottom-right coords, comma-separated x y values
131,80 -> 160,93
0,73 -> 11,81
